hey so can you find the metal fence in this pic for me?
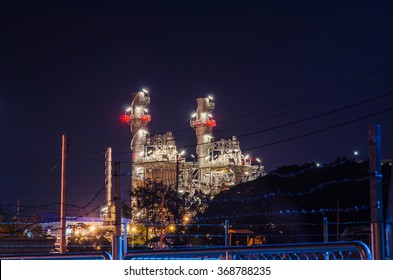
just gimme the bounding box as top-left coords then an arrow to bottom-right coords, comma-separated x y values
0,252 -> 112,260
123,241 -> 372,260
0,241 -> 371,260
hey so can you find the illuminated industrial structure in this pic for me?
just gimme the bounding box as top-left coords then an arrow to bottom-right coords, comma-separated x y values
101,90 -> 264,220
122,91 -> 264,198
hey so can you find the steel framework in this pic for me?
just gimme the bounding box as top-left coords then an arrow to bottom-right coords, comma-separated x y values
122,92 -> 265,197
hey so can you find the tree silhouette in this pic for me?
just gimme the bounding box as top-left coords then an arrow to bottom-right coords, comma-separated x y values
129,180 -> 207,248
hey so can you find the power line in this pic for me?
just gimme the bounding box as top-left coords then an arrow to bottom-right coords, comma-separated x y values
216,75 -> 393,133
74,92 -> 393,158
173,81 -> 393,143
0,171 -> 104,177
0,162 -> 58,202
243,105 -> 393,152
3,184 -> 107,218
105,64 -> 393,143
169,63 -> 393,135
67,74 -> 393,158
175,97 -> 393,152
238,90 -> 393,138
218,64 -> 393,124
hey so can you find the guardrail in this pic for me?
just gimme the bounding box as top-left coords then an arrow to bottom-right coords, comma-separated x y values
0,238 -> 56,254
0,241 -> 372,260
124,241 -> 372,260
0,252 -> 112,260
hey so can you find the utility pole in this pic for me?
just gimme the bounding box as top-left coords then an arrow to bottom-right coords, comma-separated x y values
176,156 -> 179,195
112,161 -> 122,260
368,125 -> 385,260
60,134 -> 67,254
224,220 -> 229,247
336,201 -> 340,241
159,187 -> 165,249
16,199 -> 20,221
386,154 -> 393,259
224,220 -> 229,260
323,217 -> 328,243
323,217 -> 329,260
122,218 -> 128,255
105,147 -> 113,221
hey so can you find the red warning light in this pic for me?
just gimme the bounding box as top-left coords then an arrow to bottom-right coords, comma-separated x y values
141,115 -> 151,122
206,120 -> 216,127
121,114 -> 130,123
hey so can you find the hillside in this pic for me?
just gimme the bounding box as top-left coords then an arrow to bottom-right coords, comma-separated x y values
196,157 -> 392,245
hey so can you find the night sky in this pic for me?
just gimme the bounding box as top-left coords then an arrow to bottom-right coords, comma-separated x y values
1,1 -> 393,218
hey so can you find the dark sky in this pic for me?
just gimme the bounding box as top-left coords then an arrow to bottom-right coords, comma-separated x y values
1,1 -> 393,218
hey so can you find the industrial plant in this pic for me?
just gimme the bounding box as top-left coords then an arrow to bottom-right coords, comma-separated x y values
123,90 -> 265,196
100,90 -> 264,221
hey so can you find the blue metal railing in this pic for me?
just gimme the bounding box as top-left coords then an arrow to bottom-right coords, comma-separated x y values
0,252 -> 112,260
0,241 -> 372,260
123,241 -> 372,260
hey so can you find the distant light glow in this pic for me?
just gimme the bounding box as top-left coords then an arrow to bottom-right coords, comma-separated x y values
121,114 -> 130,122
139,129 -> 148,135
142,88 -> 148,93
208,95 -> 213,100
126,107 -> 132,112
256,158 -> 261,163
316,163 -> 321,167
141,115 -> 150,121
353,150 -> 359,156
206,120 -> 216,127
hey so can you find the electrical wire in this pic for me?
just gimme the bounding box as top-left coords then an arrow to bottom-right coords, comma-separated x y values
216,75 -> 393,133
238,90 -> 393,138
243,105 -> 393,152
169,63 -> 393,135
218,64 -> 393,124
0,162 -> 58,202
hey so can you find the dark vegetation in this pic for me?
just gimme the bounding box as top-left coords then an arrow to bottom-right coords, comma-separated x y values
195,157 -> 392,246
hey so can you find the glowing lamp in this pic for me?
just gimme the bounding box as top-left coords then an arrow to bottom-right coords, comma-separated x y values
206,120 -> 216,127
121,114 -> 130,122
141,115 -> 151,121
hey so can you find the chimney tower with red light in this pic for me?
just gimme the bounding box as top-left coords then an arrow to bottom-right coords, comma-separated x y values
190,96 -> 216,167
121,91 -> 265,205
123,89 -> 151,163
